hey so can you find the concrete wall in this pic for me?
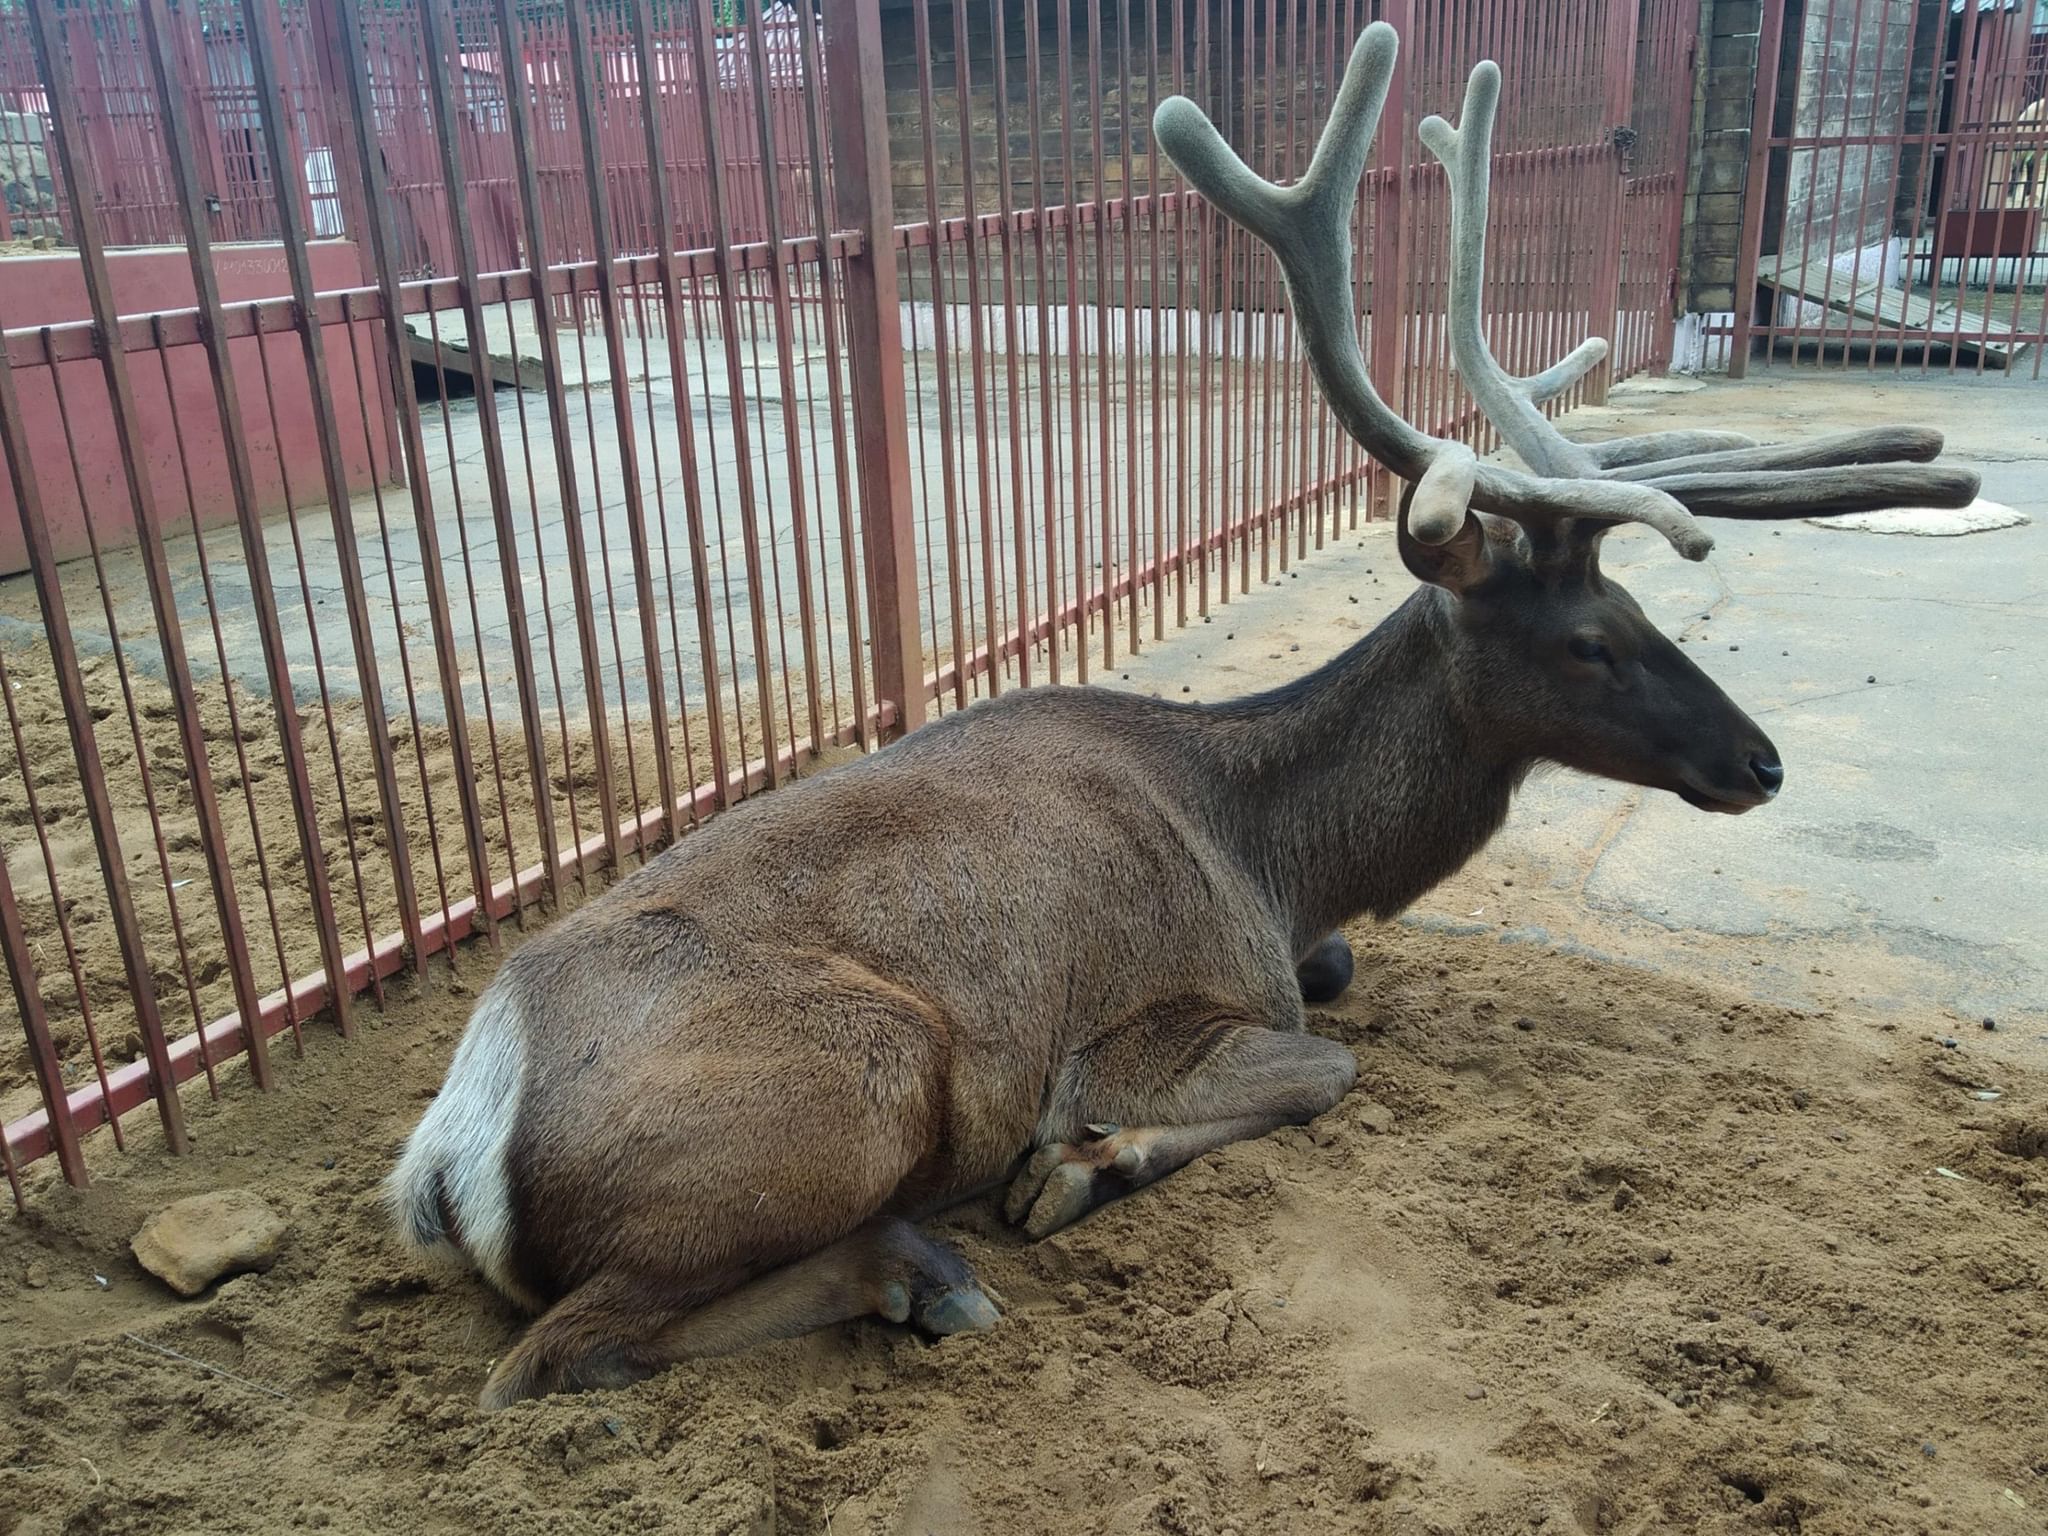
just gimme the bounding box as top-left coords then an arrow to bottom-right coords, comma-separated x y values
0,242 -> 390,576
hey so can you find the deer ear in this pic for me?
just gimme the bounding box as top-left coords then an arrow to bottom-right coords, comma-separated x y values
1397,506 -> 1497,597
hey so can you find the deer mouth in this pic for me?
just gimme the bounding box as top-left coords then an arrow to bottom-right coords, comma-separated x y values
1677,785 -> 1766,815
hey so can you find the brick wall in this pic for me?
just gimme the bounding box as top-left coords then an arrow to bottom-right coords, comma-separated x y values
1681,0 -> 1922,314
1684,0 -> 1763,312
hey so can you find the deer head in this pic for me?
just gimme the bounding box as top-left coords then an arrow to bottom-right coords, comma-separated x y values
1155,23 -> 1978,813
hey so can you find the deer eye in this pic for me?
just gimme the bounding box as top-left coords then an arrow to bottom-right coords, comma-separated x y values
1567,635 -> 1612,664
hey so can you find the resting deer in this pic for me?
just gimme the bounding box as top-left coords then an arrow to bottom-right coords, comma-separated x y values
390,23 -> 1978,1409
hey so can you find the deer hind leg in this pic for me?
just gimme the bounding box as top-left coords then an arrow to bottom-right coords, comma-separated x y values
478,1219 -> 995,1410
1005,1014 -> 1356,1239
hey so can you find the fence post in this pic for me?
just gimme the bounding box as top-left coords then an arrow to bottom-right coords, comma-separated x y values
825,0 -> 927,737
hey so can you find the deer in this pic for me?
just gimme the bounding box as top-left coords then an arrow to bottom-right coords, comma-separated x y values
389,22 -> 1979,1410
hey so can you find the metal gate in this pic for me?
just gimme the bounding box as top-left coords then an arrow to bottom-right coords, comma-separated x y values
1731,0 -> 2048,374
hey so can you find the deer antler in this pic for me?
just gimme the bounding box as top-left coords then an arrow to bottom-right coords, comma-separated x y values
1153,26 -> 1982,563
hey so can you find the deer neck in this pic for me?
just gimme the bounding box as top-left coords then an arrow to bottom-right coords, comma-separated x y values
1199,589 -> 1523,952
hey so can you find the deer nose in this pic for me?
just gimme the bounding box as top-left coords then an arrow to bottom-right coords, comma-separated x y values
1750,756 -> 1785,797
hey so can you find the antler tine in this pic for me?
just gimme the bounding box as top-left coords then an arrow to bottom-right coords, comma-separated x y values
1155,23 -> 1437,485
1156,24 -> 1719,559
1417,61 -> 1603,480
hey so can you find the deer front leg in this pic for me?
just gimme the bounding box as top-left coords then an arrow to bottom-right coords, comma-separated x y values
1004,1010 -> 1356,1239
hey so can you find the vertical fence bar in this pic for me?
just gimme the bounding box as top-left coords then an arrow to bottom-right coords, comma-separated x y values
1728,0 -> 1790,378
827,0 -> 927,737
1587,0 -> 1641,401
127,0 -> 356,1039
789,0 -> 873,745
410,0 -> 566,909
736,0 -> 827,747
0,354 -> 94,1185
237,0 -> 424,973
626,0 -> 736,786
682,0 -> 787,779
22,1 -> 277,1092
325,0 -> 501,942
489,0 -> 627,861
989,0 -> 1036,688
562,0 -> 678,838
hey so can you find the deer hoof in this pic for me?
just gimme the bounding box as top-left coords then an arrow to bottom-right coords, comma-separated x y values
1022,1161 -> 1101,1239
914,1283 -> 1001,1336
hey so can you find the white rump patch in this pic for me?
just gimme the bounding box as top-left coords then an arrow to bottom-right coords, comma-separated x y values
386,989 -> 527,1302
1807,499 -> 2028,537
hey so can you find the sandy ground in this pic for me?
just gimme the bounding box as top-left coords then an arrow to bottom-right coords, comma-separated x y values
3,866 -> 2045,1535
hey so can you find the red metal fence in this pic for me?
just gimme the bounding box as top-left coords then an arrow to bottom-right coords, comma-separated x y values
0,0 -> 817,274
1730,0 -> 2048,374
0,0 -> 1699,1203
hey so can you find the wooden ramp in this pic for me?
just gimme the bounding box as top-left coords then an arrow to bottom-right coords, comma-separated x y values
1757,256 -> 2029,366
403,323 -> 547,394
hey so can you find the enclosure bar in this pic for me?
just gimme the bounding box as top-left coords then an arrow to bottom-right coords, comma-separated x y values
333,298 -> 459,968
488,0 -> 626,868
18,3 -> 275,1091
0,633 -> 128,1148
827,0 -> 928,736
1146,0 -> 1168,633
1856,0 -> 1918,370
1727,0 -> 1790,377
790,0 -> 874,750
326,0 -> 500,947
680,0 -> 788,780
237,0 -> 424,975
0,438 -> 190,1155
409,0 -> 570,907
122,0 -> 359,1040
562,0 -> 679,845
561,271 -> 652,839
1088,0 -> 1117,663
0,394 -> 93,1186
1053,0 -> 1092,677
988,0 -> 1037,688
1787,0 -> 1854,367
623,0 -> 734,799
737,0 -> 828,749
1118,0 -> 1143,649
1179,0 -> 1196,626
946,0 -> 1005,699
913,0 -> 974,708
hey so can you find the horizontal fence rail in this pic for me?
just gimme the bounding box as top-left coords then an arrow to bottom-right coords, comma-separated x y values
0,0 -> 1698,1201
